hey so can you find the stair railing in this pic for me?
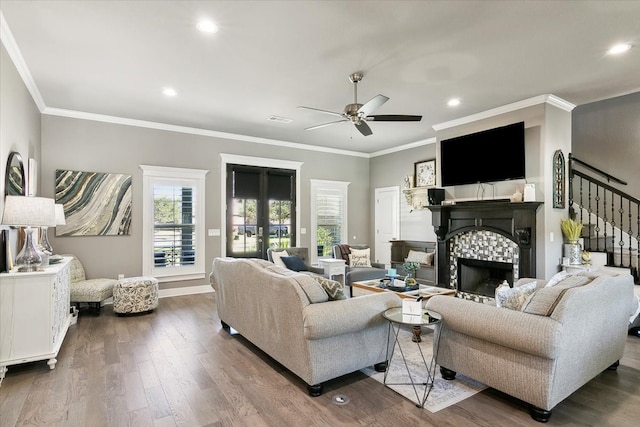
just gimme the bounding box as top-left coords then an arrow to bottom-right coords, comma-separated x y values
568,154 -> 639,282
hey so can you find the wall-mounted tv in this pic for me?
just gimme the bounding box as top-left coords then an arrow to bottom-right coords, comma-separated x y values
440,121 -> 525,187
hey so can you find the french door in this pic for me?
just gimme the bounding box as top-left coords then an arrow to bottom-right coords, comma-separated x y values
226,164 -> 296,259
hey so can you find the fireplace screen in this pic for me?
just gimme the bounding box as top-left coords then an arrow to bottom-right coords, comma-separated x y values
457,258 -> 514,297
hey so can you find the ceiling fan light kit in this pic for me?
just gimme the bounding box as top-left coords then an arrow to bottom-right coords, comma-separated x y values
298,72 -> 422,136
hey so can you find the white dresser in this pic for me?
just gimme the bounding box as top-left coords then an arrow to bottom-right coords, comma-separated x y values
0,257 -> 72,379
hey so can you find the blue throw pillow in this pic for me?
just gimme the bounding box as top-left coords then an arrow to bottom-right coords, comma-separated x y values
281,255 -> 308,272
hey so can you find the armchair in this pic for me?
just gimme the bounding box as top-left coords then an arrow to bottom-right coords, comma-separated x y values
332,244 -> 387,286
66,254 -> 117,315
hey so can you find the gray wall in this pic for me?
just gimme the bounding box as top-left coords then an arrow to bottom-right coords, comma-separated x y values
40,116 -> 371,288
572,91 -> 639,200
1,43 -> 41,257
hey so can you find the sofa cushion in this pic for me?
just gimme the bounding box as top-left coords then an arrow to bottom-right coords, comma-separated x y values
522,276 -> 593,316
270,249 -> 289,268
349,247 -> 372,267
495,281 -> 537,310
309,275 -> 347,301
281,255 -> 308,271
264,264 -> 329,303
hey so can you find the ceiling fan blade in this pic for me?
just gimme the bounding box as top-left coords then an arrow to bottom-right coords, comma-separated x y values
305,119 -> 348,131
357,94 -> 389,117
354,121 -> 373,136
367,114 -> 422,122
297,106 -> 344,118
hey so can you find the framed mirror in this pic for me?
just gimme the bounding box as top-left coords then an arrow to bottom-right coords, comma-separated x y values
5,151 -> 26,196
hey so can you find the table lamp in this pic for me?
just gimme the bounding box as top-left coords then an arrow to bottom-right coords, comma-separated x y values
1,195 -> 56,272
40,203 -> 66,255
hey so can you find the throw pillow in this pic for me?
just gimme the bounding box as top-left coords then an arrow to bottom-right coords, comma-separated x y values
349,247 -> 372,267
270,250 -> 289,268
522,276 -> 592,316
308,275 -> 347,301
495,281 -> 537,311
544,270 -> 569,287
405,249 -> 435,265
281,255 -> 308,272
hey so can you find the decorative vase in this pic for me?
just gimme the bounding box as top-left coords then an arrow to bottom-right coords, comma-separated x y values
564,242 -> 583,265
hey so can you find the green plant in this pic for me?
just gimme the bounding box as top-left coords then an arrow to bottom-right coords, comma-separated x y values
560,218 -> 583,242
403,261 -> 420,274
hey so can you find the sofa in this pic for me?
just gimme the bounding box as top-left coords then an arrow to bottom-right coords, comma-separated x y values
209,257 -> 402,396
425,270 -> 636,422
332,244 -> 387,286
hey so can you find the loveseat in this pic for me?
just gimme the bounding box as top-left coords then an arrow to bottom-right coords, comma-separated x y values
425,270 -> 636,422
209,257 -> 401,396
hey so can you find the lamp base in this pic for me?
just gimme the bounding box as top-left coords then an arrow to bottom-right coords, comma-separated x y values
16,227 -> 42,272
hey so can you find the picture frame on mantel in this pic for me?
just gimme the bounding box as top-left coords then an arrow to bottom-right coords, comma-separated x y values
414,159 -> 436,187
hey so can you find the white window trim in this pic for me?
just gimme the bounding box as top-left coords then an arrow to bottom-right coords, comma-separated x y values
310,179 -> 349,264
140,165 -> 209,282
219,154 -> 302,256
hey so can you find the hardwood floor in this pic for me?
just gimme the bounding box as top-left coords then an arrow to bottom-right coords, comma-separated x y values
1,292 -> 639,426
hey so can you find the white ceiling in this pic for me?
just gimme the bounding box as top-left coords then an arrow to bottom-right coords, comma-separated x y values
1,1 -> 639,155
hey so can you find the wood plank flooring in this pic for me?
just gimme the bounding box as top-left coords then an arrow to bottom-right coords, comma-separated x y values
1,292 -> 639,426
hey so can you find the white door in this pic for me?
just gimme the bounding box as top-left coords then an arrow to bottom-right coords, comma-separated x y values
374,186 -> 400,267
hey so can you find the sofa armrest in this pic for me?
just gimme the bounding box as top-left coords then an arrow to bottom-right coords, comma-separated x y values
371,262 -> 386,269
425,295 -> 561,359
306,265 -> 325,275
302,293 -> 402,340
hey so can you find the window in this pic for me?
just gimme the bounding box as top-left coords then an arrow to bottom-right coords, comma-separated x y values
310,179 -> 349,262
141,165 -> 208,281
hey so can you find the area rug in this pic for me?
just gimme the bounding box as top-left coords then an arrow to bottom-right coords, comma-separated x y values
361,326 -> 486,412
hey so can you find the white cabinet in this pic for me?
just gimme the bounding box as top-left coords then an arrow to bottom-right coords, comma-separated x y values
0,257 -> 72,379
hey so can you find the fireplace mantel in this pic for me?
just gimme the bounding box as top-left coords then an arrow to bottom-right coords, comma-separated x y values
427,201 -> 543,288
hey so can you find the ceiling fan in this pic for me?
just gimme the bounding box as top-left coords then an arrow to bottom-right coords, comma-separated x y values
298,72 -> 422,136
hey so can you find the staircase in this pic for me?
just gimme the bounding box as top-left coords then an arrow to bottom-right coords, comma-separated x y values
569,154 -> 639,283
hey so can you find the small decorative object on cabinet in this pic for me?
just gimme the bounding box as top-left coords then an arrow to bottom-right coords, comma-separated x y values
0,257 -> 72,379
414,159 -> 436,188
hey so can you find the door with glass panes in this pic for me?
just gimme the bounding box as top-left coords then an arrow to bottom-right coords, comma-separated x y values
226,164 -> 295,258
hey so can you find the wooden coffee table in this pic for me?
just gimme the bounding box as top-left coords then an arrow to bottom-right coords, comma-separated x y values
352,279 -> 455,341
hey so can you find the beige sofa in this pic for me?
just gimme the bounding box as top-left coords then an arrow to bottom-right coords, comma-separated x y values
210,257 -> 401,396
425,270 -> 635,422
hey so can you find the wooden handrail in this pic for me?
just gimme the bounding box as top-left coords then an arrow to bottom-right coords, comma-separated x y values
569,154 -> 627,185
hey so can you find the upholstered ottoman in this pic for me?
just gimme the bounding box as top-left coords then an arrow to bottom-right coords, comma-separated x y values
113,276 -> 159,315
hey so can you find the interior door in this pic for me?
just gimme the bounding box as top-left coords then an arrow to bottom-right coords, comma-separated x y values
226,165 -> 295,258
374,186 -> 400,267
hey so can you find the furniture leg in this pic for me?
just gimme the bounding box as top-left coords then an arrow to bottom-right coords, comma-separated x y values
529,405 -> 552,423
629,326 -> 640,338
307,383 -> 323,396
412,326 -> 422,342
374,361 -> 388,372
440,366 -> 457,380
47,358 -> 57,370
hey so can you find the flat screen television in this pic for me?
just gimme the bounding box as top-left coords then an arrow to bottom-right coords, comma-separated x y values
440,121 -> 525,187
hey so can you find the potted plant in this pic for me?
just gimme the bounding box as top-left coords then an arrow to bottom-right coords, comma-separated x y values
402,261 -> 420,286
560,218 -> 583,265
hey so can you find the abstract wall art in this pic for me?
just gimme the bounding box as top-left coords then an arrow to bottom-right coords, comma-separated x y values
55,169 -> 132,236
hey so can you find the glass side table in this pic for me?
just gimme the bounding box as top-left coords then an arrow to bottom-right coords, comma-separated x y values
382,307 -> 442,408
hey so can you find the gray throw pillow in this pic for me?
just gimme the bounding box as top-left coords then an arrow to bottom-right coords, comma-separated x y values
281,255 -> 308,272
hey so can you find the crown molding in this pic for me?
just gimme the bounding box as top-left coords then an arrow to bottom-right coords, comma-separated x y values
370,137 -> 437,158
432,94 -> 576,131
0,11 -> 46,112
42,107 -> 371,158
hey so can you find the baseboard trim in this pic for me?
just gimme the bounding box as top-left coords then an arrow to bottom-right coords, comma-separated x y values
102,284 -> 214,306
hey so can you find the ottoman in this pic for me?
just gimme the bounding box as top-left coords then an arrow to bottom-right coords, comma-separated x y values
113,276 -> 159,315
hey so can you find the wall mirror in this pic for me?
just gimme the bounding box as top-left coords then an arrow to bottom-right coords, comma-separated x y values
5,151 -> 26,197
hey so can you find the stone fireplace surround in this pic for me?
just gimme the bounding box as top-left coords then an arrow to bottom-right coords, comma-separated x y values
427,201 -> 543,302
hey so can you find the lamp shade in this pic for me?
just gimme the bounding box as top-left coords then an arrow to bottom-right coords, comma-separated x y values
1,195 -> 56,227
55,203 -> 66,226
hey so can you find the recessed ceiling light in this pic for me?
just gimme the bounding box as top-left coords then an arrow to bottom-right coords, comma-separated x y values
447,98 -> 461,107
607,42 -> 632,55
197,19 -> 218,34
162,87 -> 177,97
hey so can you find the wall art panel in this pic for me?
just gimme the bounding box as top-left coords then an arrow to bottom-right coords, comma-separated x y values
55,169 -> 132,236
